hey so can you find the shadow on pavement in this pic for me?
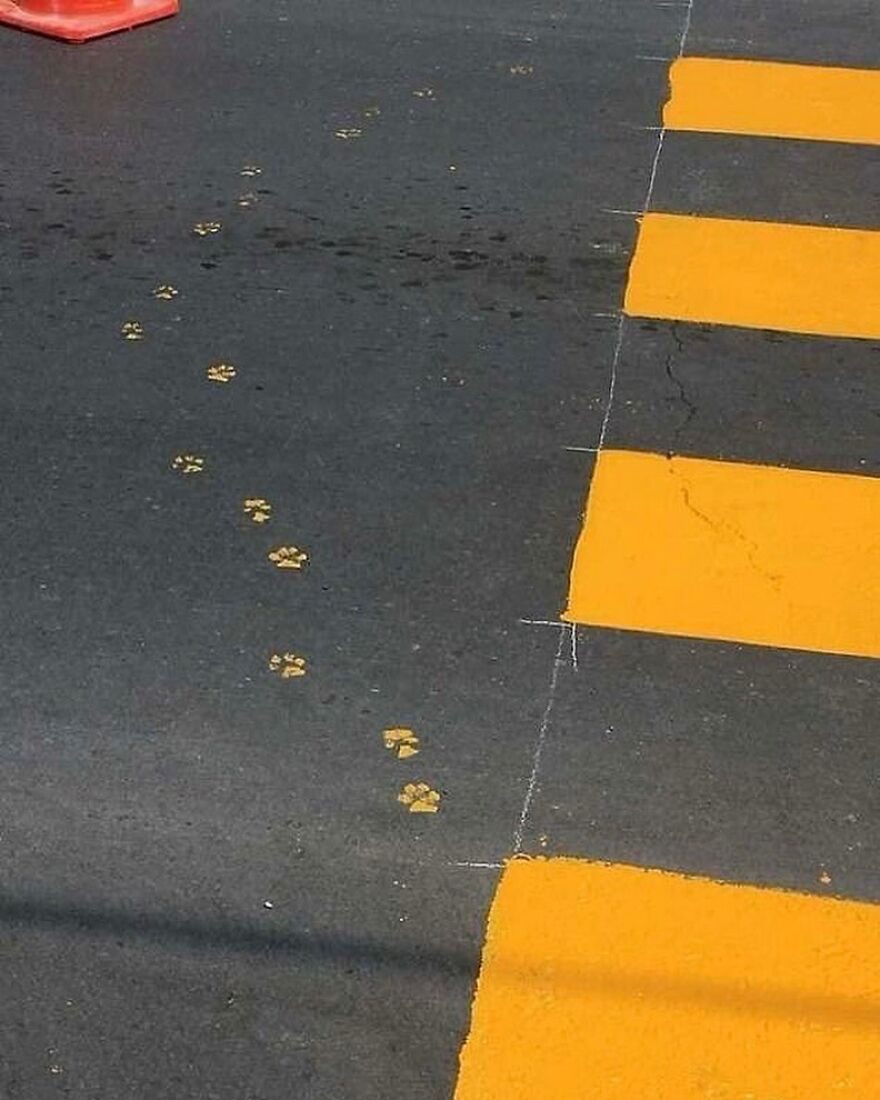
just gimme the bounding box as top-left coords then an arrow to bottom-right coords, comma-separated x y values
0,890 -> 476,977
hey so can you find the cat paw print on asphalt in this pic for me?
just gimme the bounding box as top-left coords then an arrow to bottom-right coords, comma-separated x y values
206,362 -> 236,383
121,321 -> 144,340
243,498 -> 272,524
193,221 -> 222,236
172,453 -> 205,474
383,728 -> 420,759
152,284 -> 178,300
268,652 -> 307,679
268,546 -> 308,570
398,782 -> 440,813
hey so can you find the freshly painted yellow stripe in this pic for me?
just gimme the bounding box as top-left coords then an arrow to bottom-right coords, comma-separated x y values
563,449 -> 880,659
665,57 -> 880,145
455,858 -> 880,1100
624,213 -> 880,340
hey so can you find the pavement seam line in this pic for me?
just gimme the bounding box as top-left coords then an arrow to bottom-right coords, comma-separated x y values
596,0 -> 692,452
511,625 -> 569,854
509,0 -> 696,854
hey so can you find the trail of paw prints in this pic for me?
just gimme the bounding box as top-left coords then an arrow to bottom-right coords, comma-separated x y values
336,90 -> 448,143
237,166 -> 262,208
172,166 -> 316,692
384,727 -> 442,816
332,102 -> 385,143
332,84 -> 447,146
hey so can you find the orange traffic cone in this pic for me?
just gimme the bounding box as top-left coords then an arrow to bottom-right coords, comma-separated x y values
0,0 -> 178,41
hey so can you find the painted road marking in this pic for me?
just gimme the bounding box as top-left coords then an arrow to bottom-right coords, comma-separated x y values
563,449 -> 880,659
455,858 -> 880,1100
665,57 -> 880,145
624,213 -> 880,340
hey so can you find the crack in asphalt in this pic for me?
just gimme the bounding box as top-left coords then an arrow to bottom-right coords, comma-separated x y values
671,463 -> 784,593
665,324 -> 697,442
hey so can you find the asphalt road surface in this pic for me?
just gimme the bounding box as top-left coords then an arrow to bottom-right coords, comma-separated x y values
0,1 -> 877,1097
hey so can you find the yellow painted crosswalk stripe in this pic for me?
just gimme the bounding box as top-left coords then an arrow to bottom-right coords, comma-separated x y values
563,449 -> 880,659
665,57 -> 880,145
455,859 -> 880,1099
624,212 -> 880,340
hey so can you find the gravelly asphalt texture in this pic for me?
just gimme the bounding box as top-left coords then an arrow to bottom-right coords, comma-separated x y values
0,2 -> 877,1097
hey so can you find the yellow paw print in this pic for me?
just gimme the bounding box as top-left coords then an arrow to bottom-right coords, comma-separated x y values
243,498 -> 272,523
268,546 -> 308,570
398,782 -> 440,813
412,87 -> 436,98
193,221 -> 222,236
206,362 -> 237,383
240,165 -> 262,177
172,453 -> 205,474
509,63 -> 534,76
153,284 -> 178,300
334,127 -> 363,140
362,105 -> 381,119
237,192 -> 258,209
121,321 -> 144,340
268,652 -> 307,679
383,728 -> 420,759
